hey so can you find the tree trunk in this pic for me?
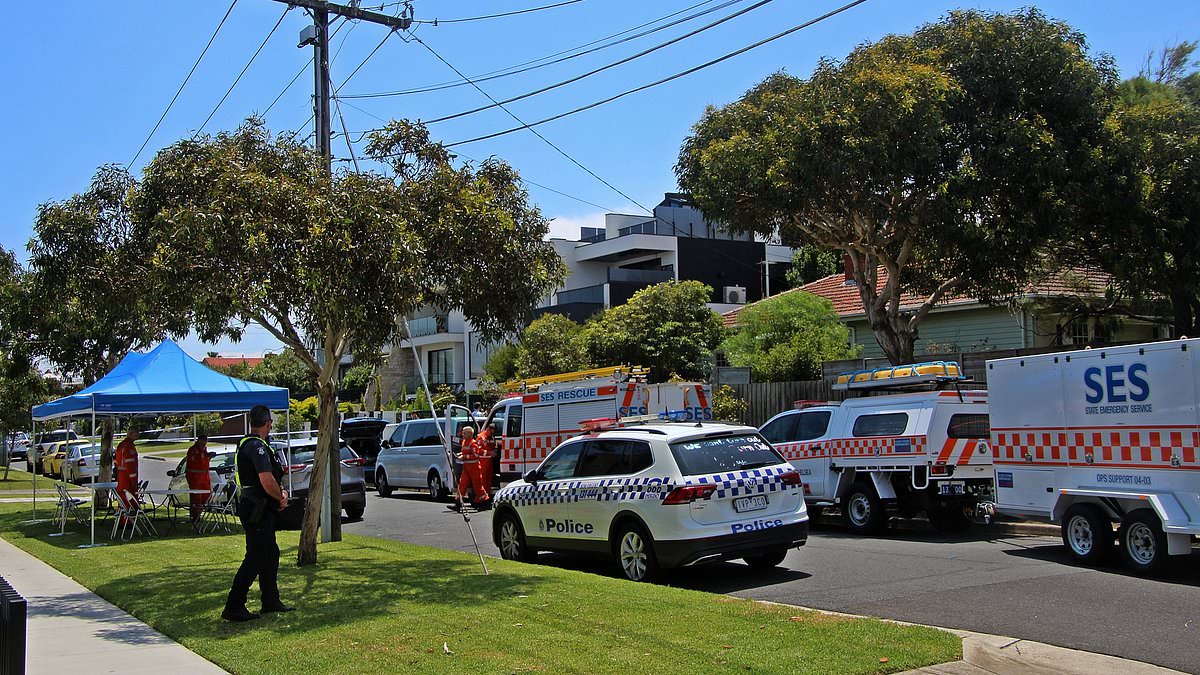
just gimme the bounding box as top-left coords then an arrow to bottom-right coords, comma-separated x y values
1170,287 -> 1193,339
3,432 -> 11,480
297,380 -> 342,566
97,419 -> 114,508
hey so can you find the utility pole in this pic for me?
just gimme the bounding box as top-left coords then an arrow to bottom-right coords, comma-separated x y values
271,0 -> 412,543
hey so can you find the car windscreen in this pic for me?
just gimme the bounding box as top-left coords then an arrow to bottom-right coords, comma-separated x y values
668,433 -> 785,476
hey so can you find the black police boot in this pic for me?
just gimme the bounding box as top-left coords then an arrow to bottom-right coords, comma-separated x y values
261,602 -> 295,613
222,605 -> 260,622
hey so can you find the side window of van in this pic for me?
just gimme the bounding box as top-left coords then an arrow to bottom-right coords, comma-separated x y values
759,413 -> 797,444
404,421 -> 440,446
947,413 -> 990,439
796,411 -> 832,441
506,405 -> 523,437
852,412 -> 909,437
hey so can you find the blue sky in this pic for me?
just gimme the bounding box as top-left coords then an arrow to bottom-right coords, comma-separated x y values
3,1 -> 1196,358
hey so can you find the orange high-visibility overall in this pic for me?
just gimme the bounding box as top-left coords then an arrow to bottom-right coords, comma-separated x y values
115,438 -> 140,520
456,438 -> 491,505
185,442 -> 212,520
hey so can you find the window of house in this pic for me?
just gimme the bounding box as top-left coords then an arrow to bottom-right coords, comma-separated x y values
428,348 -> 453,385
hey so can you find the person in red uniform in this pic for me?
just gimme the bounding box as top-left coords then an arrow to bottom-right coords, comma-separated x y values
185,433 -> 214,522
475,424 -> 496,497
452,426 -> 491,510
114,427 -> 140,515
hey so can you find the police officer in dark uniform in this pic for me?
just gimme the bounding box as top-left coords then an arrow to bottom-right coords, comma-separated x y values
223,405 -> 295,622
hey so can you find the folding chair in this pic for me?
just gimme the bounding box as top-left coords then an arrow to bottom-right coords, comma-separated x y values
53,484 -> 87,533
201,483 -> 239,533
111,489 -> 158,540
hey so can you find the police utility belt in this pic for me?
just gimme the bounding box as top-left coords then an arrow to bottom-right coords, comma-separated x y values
234,436 -> 281,523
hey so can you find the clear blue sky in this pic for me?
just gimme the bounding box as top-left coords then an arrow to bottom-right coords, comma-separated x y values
3,1 -> 1195,357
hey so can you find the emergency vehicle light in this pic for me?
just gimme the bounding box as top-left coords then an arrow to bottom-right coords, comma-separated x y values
832,360 -> 966,391
658,409 -> 690,422
579,417 -> 618,432
793,400 -> 826,410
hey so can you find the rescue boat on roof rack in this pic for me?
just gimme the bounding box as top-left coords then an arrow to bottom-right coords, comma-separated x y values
832,360 -> 967,392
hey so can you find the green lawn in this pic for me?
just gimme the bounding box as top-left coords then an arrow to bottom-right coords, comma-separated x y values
0,504 -> 959,674
0,468 -> 71,492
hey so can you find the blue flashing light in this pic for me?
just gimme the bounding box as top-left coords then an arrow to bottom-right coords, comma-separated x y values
659,409 -> 689,422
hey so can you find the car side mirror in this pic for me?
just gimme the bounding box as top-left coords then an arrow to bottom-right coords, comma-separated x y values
523,469 -> 541,484
166,470 -> 176,477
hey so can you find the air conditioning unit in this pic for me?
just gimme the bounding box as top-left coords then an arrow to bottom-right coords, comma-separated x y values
723,286 -> 747,304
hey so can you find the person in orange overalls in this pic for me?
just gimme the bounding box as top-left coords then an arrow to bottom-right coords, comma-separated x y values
185,433 -> 214,522
475,424 -> 496,496
452,426 -> 491,511
114,427 -> 140,515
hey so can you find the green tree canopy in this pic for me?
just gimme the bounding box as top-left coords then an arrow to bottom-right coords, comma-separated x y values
514,313 -> 590,378
786,245 -> 841,287
135,118 -> 564,564
722,291 -> 861,382
678,9 -> 1117,364
583,281 -> 724,383
481,342 -> 519,384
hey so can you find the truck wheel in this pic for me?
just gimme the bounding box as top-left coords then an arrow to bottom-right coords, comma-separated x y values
844,483 -> 887,534
927,504 -> 973,533
376,469 -> 394,498
496,511 -> 537,562
1119,510 -> 1170,575
614,522 -> 660,582
743,547 -> 789,570
1061,504 -> 1113,565
428,471 -> 449,501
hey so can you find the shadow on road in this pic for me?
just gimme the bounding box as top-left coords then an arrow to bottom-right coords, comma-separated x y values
999,540 -> 1200,585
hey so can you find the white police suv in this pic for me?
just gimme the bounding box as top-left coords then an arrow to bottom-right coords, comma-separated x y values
491,420 -> 808,582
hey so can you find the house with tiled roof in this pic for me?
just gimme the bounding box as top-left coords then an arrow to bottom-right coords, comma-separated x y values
201,356 -> 264,370
723,265 -> 1170,360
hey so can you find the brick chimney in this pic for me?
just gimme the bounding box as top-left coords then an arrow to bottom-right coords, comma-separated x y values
843,255 -> 855,286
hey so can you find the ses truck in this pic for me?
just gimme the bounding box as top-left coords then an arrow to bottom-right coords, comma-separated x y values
988,339 -> 1200,574
482,368 -> 713,481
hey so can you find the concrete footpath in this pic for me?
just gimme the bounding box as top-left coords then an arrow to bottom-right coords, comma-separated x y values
0,538 -> 225,674
0,535 -> 1182,675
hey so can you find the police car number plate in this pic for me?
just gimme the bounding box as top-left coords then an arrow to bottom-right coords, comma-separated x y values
938,482 -> 965,496
733,495 -> 769,513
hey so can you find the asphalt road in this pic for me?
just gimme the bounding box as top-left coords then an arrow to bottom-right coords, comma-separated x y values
138,457 -> 1200,672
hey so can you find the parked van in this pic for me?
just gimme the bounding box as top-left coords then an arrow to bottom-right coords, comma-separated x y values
375,417 -> 479,500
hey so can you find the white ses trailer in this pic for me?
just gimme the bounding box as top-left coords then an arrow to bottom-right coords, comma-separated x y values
484,372 -> 713,482
988,339 -> 1200,574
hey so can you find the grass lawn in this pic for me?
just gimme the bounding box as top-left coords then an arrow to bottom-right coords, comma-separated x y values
0,504 -> 959,674
0,468 -> 72,492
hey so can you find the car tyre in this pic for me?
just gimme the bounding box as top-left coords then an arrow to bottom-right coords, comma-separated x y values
843,482 -> 887,534
428,471 -> 449,501
496,511 -> 537,563
376,469 -> 394,498
927,503 -> 973,533
1061,503 -> 1113,565
743,546 -> 788,570
344,503 -> 365,520
614,522 -> 660,582
1118,509 -> 1170,575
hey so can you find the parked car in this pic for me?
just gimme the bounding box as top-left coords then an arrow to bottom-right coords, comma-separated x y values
341,417 -> 388,486
375,417 -> 480,501
277,439 -> 367,527
28,429 -> 79,473
3,432 -> 30,465
167,450 -> 237,503
62,443 -> 103,484
43,440 -> 92,478
492,421 -> 809,582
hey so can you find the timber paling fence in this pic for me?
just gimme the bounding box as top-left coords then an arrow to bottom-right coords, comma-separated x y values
728,380 -> 838,427
0,574 -> 25,675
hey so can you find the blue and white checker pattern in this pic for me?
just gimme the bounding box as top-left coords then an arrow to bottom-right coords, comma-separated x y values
494,465 -> 795,507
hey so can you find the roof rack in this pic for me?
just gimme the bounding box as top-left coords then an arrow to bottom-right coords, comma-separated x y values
832,360 -> 969,393
500,364 -> 649,392
579,409 -> 697,433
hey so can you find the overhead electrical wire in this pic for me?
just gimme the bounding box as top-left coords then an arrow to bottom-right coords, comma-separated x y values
342,0 -> 737,99
264,17 -> 352,117
413,0 -> 585,25
421,0 -> 777,125
128,0 -> 238,166
291,27 -> 396,138
198,5 -> 290,134
445,0 -> 869,147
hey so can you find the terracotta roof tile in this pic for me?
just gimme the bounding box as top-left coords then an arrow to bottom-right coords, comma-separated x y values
202,356 -> 264,370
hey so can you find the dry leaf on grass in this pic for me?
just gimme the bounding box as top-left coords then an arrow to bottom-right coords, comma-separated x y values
443,642 -> 453,655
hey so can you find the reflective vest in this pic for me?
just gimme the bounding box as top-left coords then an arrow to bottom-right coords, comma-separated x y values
233,435 -> 280,490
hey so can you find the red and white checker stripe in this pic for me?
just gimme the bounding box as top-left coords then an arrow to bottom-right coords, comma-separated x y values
776,436 -> 928,461
992,426 -> 1200,471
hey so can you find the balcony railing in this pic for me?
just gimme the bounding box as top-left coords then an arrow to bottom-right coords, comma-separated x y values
555,284 -> 604,305
407,315 -> 449,338
607,268 -> 673,284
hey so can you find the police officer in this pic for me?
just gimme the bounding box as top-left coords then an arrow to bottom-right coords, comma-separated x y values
223,405 -> 294,622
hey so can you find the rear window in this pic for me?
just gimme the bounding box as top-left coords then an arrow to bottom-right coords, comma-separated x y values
852,412 -> 909,437
669,434 -> 784,476
947,413 -> 990,439
289,446 -> 354,464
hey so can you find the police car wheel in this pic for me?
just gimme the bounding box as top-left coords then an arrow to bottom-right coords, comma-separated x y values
743,547 -> 788,570
614,523 -> 659,582
376,469 -> 394,498
1061,504 -> 1112,565
1119,510 -> 1170,575
844,483 -> 886,534
497,512 -> 536,562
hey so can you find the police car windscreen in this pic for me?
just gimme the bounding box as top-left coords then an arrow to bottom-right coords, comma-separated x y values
669,434 -> 784,476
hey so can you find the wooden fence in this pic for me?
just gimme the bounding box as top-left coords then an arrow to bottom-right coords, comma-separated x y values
727,380 -> 838,427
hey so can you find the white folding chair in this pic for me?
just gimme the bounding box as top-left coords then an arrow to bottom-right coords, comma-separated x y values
201,483 -> 239,533
112,489 -> 157,540
53,484 -> 87,533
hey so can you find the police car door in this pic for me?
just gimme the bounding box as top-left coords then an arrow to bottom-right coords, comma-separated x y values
525,439 -> 586,545
569,438 -> 655,546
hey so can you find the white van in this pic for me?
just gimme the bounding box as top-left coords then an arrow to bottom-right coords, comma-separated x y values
375,417 -> 478,500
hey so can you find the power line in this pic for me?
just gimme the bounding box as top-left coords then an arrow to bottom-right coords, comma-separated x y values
198,5 -> 290,134
263,17 -> 350,117
414,0 -> 585,25
411,33 -> 653,213
422,0 -> 777,125
342,0 -> 738,100
445,0 -> 869,148
292,27 -> 396,139
128,0 -> 239,166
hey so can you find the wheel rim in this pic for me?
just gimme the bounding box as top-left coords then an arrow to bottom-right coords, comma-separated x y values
500,519 -> 522,559
848,494 -> 871,526
620,531 -> 648,580
377,471 -> 387,489
428,475 -> 442,498
1067,515 -> 1094,555
1126,522 -> 1157,565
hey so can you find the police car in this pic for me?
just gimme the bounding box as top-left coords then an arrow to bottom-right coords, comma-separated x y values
491,417 -> 808,582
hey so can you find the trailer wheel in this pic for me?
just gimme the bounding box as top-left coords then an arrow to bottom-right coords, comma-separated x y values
1119,510 -> 1170,575
844,483 -> 887,534
1061,504 -> 1112,565
927,504 -> 972,533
